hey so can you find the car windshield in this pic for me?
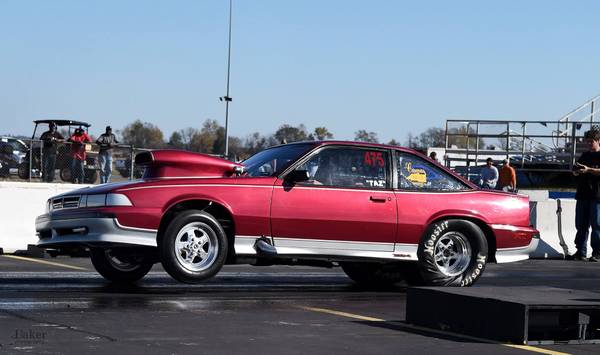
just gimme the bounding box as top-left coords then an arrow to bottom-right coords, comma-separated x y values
242,143 -> 315,177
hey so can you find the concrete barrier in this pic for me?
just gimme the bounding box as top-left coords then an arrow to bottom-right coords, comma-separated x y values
0,181 -> 92,253
529,198 -> 593,258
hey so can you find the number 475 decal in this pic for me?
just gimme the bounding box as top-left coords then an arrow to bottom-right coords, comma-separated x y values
364,151 -> 385,167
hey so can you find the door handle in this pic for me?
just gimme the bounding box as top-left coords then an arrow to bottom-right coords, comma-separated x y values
369,195 -> 388,203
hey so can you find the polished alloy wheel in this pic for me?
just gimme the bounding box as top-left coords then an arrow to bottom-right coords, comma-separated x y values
433,232 -> 471,276
174,222 -> 218,272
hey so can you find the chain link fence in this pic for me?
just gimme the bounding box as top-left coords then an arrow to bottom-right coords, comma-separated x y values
0,136 -> 147,184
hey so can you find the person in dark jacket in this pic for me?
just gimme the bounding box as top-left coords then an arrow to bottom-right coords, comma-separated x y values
39,122 -> 64,182
572,126 -> 600,261
96,126 -> 119,183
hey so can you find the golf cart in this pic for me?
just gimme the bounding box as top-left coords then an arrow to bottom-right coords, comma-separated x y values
19,120 -> 99,183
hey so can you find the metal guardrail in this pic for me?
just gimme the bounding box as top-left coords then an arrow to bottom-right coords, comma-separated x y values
444,96 -> 599,178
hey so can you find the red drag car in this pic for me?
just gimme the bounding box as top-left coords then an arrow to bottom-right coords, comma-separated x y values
36,141 -> 539,286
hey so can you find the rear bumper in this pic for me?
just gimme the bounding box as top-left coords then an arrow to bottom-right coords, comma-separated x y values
495,229 -> 540,263
36,212 -> 157,248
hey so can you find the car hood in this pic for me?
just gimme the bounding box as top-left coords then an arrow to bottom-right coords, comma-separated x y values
135,150 -> 242,179
51,180 -> 144,198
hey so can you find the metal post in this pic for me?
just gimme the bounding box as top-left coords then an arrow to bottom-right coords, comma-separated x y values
570,123 -> 577,170
591,100 -> 595,128
474,122 -> 480,167
39,143 -> 43,182
565,117 -> 569,149
223,0 -> 233,159
130,146 -> 135,180
521,123 -> 526,169
444,120 -> 449,167
506,122 -> 510,160
466,123 -> 471,180
28,139 -> 33,182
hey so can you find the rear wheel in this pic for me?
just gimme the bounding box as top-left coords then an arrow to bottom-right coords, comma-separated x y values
18,163 -> 29,179
85,169 -> 98,184
413,219 -> 488,287
341,262 -> 404,287
159,210 -> 228,283
60,167 -> 72,182
90,248 -> 154,282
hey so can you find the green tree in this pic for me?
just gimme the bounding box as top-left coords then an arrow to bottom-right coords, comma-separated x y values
309,126 -> 334,140
354,129 -> 379,143
121,120 -> 165,148
188,119 -> 222,153
274,124 -> 308,143
168,131 -> 184,149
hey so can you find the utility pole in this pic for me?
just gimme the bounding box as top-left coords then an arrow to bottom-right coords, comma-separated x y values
220,0 -> 233,158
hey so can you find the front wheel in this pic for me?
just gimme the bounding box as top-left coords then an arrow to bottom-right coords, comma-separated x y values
414,219 -> 488,287
158,210 -> 228,283
90,248 -> 154,282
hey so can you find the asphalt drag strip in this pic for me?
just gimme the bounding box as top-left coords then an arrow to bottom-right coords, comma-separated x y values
0,257 -> 599,354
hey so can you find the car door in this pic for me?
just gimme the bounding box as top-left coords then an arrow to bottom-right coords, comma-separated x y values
270,145 -> 397,256
394,151 -> 472,248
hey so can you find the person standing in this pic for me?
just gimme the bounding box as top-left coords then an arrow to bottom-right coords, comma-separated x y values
96,126 -> 119,184
571,127 -> 600,262
68,128 -> 92,184
497,159 -> 517,192
39,122 -> 64,182
479,157 -> 498,189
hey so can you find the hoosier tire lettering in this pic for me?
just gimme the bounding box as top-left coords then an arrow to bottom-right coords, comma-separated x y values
424,220 -> 449,256
414,219 -> 488,287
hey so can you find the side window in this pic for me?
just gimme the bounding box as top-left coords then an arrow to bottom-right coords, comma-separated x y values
397,153 -> 467,191
294,148 -> 390,189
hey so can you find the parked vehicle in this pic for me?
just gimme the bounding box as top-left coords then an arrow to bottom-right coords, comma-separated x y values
35,141 -> 539,287
19,120 -> 98,183
115,157 -> 144,179
0,137 -> 27,177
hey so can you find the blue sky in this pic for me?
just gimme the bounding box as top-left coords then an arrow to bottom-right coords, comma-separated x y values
2,0 -> 600,143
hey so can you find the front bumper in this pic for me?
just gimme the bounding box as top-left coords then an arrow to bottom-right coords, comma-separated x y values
36,212 -> 157,249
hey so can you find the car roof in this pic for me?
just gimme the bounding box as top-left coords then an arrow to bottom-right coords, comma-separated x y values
33,119 -> 91,127
0,137 -> 27,144
284,140 -> 420,154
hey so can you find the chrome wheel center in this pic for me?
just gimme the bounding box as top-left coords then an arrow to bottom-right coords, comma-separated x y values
433,232 -> 471,277
175,222 -> 218,272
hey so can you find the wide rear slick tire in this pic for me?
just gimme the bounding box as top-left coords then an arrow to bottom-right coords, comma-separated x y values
90,248 -> 154,283
159,210 -> 228,284
415,219 -> 488,287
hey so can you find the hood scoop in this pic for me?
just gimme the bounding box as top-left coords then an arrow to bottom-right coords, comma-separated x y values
135,150 -> 242,179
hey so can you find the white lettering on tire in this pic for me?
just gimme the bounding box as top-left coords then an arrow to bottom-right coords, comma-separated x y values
424,220 -> 449,256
